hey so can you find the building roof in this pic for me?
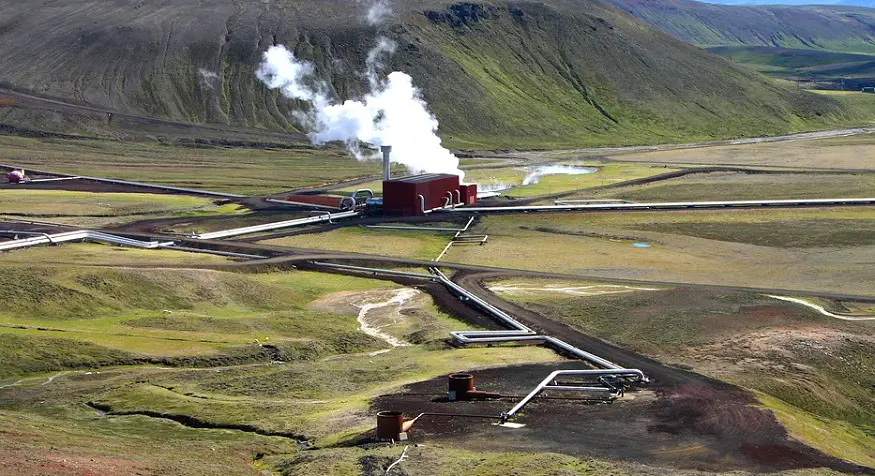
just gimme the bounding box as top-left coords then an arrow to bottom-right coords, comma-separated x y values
384,173 -> 460,184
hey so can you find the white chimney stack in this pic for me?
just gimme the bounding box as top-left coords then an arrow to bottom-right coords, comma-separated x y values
381,145 -> 392,181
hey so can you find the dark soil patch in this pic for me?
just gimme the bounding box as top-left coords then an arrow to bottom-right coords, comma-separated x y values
370,271 -> 875,474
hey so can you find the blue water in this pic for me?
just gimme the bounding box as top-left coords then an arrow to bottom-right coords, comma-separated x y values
631,242 -> 652,248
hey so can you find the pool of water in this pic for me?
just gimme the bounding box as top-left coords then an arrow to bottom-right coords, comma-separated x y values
631,242 -> 652,248
521,165 -> 598,185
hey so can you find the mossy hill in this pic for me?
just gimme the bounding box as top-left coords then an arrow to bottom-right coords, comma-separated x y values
0,0 -> 863,148
606,0 -> 875,53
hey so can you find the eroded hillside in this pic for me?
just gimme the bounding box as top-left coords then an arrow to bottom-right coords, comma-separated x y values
0,0 -> 859,146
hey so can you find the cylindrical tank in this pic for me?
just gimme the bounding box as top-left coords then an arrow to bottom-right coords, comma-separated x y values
7,170 -> 25,183
448,373 -> 475,401
376,410 -> 405,440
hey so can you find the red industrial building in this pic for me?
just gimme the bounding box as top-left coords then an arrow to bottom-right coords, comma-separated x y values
459,183 -> 477,205
382,174 -> 475,216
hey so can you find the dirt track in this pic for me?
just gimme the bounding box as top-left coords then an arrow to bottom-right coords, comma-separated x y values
372,270 -> 875,474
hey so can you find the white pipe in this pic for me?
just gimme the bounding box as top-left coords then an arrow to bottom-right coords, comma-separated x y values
504,369 -> 645,419
439,198 -> 875,214
265,198 -> 339,211
21,176 -> 82,183
553,199 -> 633,205
195,210 -> 359,240
306,261 -> 646,420
309,262 -> 436,280
0,230 -> 173,252
418,195 -> 429,215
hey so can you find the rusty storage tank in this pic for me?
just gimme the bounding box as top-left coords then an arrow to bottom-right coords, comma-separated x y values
7,170 -> 25,183
448,373 -> 475,401
376,410 -> 406,440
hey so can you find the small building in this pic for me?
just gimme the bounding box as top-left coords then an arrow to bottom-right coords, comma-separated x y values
459,184 -> 478,205
383,174 -> 470,216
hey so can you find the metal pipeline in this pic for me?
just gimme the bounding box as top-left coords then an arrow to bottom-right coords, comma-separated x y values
309,262 -> 436,280
0,230 -> 57,245
339,197 -> 356,210
503,369 -> 645,421
308,262 -> 646,421
352,189 -> 374,200
419,195 -> 429,215
438,197 -> 875,214
194,210 -> 359,239
0,230 -> 174,251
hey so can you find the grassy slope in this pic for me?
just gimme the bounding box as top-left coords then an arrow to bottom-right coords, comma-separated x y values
0,0 -> 862,149
604,0 -> 875,53
0,189 -> 244,227
0,135 -> 379,195
0,251 -> 560,474
708,46 -> 875,80
0,260 -> 403,378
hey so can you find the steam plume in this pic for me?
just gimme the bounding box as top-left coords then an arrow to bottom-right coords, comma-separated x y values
256,44 -> 461,177
366,0 -> 392,25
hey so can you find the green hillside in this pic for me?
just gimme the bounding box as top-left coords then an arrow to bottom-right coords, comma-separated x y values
605,0 -> 875,53
0,0 -> 864,148
708,46 -> 875,81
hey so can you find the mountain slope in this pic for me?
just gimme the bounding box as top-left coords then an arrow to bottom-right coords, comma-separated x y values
700,0 -> 875,7
0,0 -> 860,147
606,0 -> 875,53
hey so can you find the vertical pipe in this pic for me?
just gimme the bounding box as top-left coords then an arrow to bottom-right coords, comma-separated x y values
381,145 -> 392,181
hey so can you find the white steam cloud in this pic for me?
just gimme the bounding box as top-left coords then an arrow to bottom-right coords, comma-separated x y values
366,0 -> 392,25
198,68 -> 219,89
256,43 -> 461,177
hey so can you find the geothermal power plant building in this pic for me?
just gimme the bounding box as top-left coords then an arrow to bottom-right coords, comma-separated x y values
383,174 -> 476,216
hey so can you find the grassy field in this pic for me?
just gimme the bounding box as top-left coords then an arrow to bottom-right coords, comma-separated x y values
442,208 -> 875,296
486,279 -> 875,468
0,263 -> 407,376
0,250 -> 564,474
603,132 -> 875,170
0,189 -> 244,228
0,135 -> 380,195
581,171 -> 875,203
260,226 -> 453,260
463,162 -> 680,198
708,46 -> 875,80
0,242 -> 233,266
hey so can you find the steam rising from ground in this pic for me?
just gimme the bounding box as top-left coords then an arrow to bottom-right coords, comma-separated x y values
255,4 -> 462,177
366,0 -> 392,25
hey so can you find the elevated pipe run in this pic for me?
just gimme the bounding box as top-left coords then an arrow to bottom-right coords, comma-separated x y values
503,369 -> 646,421
307,261 -> 645,420
21,176 -> 82,183
265,198 -> 339,211
553,199 -> 633,205
0,163 -> 244,198
439,198 -> 875,214
194,210 -> 359,240
0,230 -> 174,252
309,262 -> 436,280
0,230 -> 57,244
